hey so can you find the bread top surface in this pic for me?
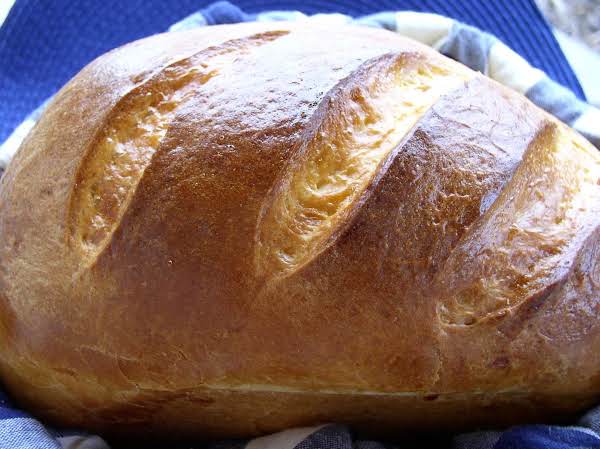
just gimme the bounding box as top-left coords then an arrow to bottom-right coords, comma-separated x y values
0,22 -> 598,416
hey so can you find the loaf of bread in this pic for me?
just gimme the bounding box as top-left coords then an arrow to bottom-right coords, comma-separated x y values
0,22 -> 598,440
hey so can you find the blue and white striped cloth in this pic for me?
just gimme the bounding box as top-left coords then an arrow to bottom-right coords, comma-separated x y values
0,2 -> 599,448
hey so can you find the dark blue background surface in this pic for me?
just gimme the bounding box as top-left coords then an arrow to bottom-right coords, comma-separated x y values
0,0 -> 584,143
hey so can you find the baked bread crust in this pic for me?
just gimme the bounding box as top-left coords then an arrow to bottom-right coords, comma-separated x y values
0,22 -> 598,439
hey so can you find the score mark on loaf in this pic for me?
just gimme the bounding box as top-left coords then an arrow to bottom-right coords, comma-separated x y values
437,127 -> 600,326
256,53 -> 472,279
70,31 -> 288,263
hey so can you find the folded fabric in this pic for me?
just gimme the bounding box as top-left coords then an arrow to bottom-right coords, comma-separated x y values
0,3 -> 598,449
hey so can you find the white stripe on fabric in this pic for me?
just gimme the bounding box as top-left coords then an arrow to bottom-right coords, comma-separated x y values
0,418 -> 62,449
304,13 -> 352,26
168,11 -> 207,32
573,107 -> 600,142
353,12 -> 397,30
58,435 -> 111,449
0,117 -> 36,170
394,11 -> 453,50
554,30 -> 600,107
256,11 -> 307,22
487,42 -> 545,94
244,424 -> 328,449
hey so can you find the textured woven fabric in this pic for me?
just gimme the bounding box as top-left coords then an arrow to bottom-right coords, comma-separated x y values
0,2 -> 599,449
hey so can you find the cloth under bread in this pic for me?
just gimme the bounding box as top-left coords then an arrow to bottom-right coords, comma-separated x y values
0,3 -> 598,449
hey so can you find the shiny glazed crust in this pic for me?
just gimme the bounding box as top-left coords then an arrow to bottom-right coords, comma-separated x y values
0,22 -> 598,440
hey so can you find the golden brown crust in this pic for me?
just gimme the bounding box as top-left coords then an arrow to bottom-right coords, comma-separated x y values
0,22 -> 598,440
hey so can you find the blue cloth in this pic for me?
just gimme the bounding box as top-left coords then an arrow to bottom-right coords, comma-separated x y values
0,2 -> 599,449
0,0 -> 586,144
0,391 -> 61,449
